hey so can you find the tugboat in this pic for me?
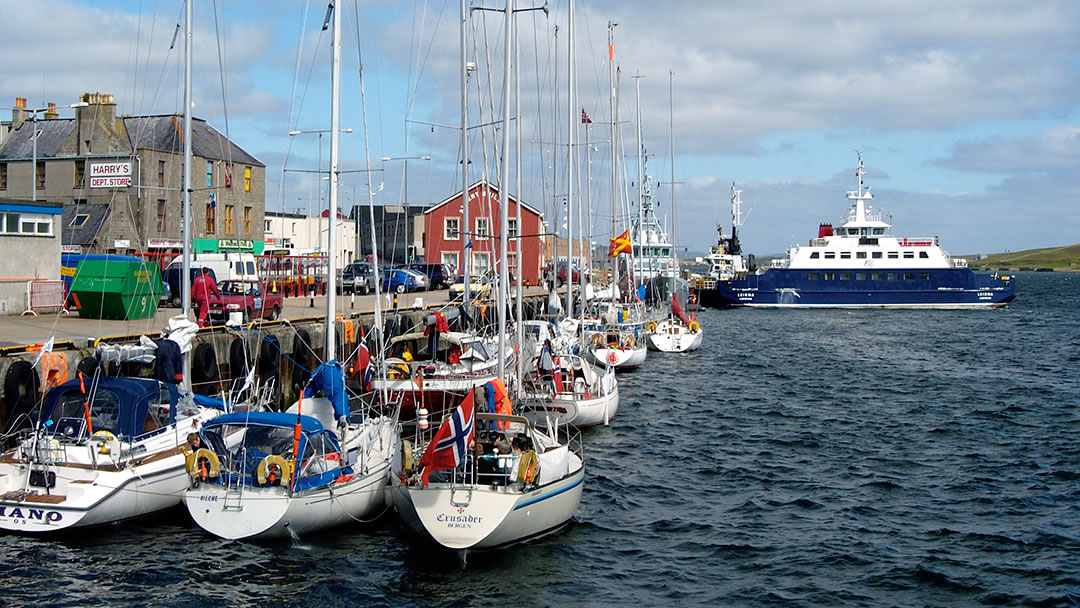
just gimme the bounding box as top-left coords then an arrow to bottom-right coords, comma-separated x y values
709,154 -> 1016,308
693,183 -> 753,308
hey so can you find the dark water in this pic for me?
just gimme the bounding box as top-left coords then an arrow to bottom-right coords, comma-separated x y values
3,272 -> 1078,607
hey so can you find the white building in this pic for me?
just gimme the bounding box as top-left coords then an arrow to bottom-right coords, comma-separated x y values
263,210 -> 357,268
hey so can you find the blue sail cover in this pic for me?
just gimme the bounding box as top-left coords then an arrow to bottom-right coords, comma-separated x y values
302,359 -> 348,419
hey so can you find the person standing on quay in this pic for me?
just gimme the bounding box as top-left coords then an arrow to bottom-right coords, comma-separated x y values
192,267 -> 220,328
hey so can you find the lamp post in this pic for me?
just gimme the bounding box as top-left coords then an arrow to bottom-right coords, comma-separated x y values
288,127 -> 352,257
380,154 -> 431,264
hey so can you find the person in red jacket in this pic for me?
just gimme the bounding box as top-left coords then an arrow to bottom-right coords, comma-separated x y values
191,267 -> 221,328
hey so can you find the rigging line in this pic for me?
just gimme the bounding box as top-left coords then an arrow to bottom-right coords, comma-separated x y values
278,0 -> 312,214
211,0 -> 240,237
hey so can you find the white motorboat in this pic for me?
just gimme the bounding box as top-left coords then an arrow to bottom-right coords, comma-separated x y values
647,318 -> 703,353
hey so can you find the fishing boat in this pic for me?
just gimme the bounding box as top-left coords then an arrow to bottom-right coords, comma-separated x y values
709,154 -> 1016,308
392,387 -> 584,555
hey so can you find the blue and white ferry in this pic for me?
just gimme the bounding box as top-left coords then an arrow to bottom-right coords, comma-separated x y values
711,155 -> 1016,308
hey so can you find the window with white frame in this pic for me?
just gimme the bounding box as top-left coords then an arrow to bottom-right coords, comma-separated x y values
475,217 -> 490,237
441,251 -> 460,274
444,217 -> 460,240
507,218 -> 518,239
472,252 -> 491,276
506,252 -> 518,280
1,212 -> 53,236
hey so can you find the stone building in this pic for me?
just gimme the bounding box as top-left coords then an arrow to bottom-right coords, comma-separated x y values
0,93 -> 265,261
0,199 -> 63,315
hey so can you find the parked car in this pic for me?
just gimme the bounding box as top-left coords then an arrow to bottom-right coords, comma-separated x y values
379,268 -> 420,294
404,263 -> 455,290
449,271 -> 496,300
338,262 -> 375,295
542,261 -> 590,287
399,268 -> 430,291
208,279 -> 282,322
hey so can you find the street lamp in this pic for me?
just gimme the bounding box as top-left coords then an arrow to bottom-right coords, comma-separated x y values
379,154 -> 432,263
288,128 -> 352,256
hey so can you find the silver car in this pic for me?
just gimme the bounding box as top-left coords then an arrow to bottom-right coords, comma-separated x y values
399,267 -> 429,291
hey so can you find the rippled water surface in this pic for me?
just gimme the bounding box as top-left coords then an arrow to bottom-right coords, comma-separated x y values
3,272 -> 1078,607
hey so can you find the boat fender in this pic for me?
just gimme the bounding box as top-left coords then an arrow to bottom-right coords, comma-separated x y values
191,342 -> 218,384
258,335 -> 281,377
402,439 -> 414,473
229,337 -> 250,380
517,450 -> 539,486
256,454 -> 292,486
187,448 -> 221,480
646,321 -> 657,333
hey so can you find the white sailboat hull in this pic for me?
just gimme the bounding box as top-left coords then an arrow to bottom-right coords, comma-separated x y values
526,382 -> 619,428
587,345 -> 647,369
647,321 -> 703,353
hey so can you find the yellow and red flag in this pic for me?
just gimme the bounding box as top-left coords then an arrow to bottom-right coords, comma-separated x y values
608,229 -> 632,257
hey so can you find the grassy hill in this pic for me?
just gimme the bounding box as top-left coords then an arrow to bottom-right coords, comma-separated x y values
963,244 -> 1080,271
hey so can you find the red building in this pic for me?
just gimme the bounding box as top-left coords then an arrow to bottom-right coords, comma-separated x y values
422,181 -> 544,286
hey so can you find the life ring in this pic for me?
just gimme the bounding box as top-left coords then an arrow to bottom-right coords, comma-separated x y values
689,320 -> 701,332
517,449 -> 539,485
668,259 -> 675,269
646,321 -> 657,333
592,333 -> 603,346
187,447 -> 221,480
387,361 -> 410,379
256,454 -> 293,486
623,335 -> 635,349
91,429 -> 119,455
606,351 -> 618,365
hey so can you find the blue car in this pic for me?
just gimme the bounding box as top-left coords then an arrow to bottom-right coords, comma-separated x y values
380,268 -> 418,294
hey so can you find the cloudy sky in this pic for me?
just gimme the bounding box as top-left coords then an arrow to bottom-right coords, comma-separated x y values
3,0 -> 1078,256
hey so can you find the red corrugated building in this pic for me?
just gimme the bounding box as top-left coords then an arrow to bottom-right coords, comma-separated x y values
422,181 -> 544,285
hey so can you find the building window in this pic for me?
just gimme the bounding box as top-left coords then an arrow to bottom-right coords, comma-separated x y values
0,163 -> 6,189
36,162 -> 45,189
472,252 -> 491,276
508,218 -> 519,239
475,217 -> 490,237
69,214 -> 89,228
444,217 -> 460,240
442,251 -> 460,274
244,207 -> 252,235
244,166 -> 251,192
206,161 -> 213,187
74,160 -> 85,188
206,203 -> 216,234
158,160 -> 166,188
264,220 -> 272,232
507,252 -> 518,276
224,204 -> 235,233
157,200 -> 167,232
1,212 -> 52,235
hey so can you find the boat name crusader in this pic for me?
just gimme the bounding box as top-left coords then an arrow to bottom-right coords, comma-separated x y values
710,155 -> 1015,308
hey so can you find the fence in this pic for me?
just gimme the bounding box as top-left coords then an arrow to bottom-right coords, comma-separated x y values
23,280 -> 69,316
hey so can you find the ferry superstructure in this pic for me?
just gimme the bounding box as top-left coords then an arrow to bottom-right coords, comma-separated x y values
629,158 -> 678,285
710,155 -> 1015,308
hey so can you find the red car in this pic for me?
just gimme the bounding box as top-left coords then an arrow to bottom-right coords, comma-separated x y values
542,261 -> 590,287
208,279 -> 282,322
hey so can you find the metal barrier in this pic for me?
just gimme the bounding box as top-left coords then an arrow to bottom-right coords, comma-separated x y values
23,280 -> 70,316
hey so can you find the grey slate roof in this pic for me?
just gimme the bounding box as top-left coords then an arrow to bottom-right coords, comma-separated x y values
61,203 -> 110,246
0,120 -> 77,160
123,116 -> 263,166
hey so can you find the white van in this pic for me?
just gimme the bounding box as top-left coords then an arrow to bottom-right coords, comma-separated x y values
166,252 -> 259,283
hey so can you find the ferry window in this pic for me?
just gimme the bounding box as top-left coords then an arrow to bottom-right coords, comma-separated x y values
856,252 -> 867,259
919,251 -> 929,259
887,272 -> 898,280
839,273 -> 851,280
872,252 -> 883,259
855,272 -> 867,280
810,252 -> 819,259
887,252 -> 899,259
871,273 -> 883,280
808,273 -> 820,280
824,273 -> 836,280
919,272 -> 931,280
840,252 -> 851,259
903,272 -> 915,280
824,252 -> 836,259
873,228 -> 885,235
903,252 -> 915,259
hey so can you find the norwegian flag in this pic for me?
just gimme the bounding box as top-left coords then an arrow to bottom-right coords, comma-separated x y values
417,390 -> 476,487
581,108 -> 592,124
353,326 -> 373,392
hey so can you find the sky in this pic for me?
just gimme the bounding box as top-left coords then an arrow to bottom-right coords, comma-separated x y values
2,0 -> 1078,257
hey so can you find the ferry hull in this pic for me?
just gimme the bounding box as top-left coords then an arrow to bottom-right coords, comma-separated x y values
707,268 -> 1015,309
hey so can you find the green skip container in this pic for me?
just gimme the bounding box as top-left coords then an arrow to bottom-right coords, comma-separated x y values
70,260 -> 162,320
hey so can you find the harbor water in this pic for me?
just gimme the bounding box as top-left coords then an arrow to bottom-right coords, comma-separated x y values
2,272 -> 1077,607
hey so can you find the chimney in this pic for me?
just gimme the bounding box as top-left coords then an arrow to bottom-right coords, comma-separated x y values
77,92 -> 119,155
44,102 -> 58,120
12,96 -> 26,130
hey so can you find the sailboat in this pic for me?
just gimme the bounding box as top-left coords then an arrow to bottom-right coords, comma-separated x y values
391,0 -> 584,557
182,2 -> 400,540
0,1 -> 243,532
648,72 -> 702,353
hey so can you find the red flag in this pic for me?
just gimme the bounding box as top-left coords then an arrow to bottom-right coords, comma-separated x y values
353,326 -> 372,392
608,229 -> 632,257
581,108 -> 592,124
417,390 -> 476,487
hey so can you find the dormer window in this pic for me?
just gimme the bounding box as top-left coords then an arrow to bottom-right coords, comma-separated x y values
69,214 -> 90,228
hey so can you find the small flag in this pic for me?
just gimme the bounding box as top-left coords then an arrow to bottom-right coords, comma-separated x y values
355,326 -> 372,392
581,108 -> 592,124
465,239 -> 473,249
608,229 -> 632,257
417,390 -> 476,487
209,192 -> 216,208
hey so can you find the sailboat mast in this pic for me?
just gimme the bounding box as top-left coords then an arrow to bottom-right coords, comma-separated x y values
514,9 -> 524,395
634,75 -> 643,286
460,0 -> 471,307
669,70 -> 676,303
326,0 -> 341,359
608,22 -> 618,303
565,0 -> 575,317
497,0 -> 514,381
181,0 -> 193,392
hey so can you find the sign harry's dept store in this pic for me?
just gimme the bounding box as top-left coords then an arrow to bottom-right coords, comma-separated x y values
89,162 -> 132,188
